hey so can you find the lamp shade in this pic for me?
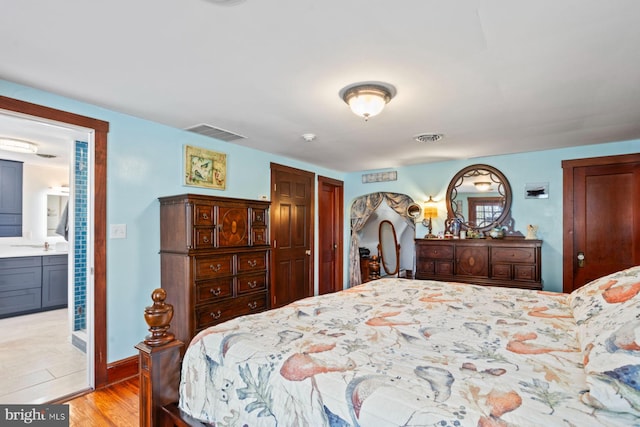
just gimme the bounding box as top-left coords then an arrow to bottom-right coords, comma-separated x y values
424,196 -> 437,218
340,83 -> 395,121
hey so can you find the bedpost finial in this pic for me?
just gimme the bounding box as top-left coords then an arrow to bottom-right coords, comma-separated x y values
143,287 -> 175,346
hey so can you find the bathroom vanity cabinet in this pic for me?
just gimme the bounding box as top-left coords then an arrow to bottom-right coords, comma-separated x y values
0,254 -> 68,318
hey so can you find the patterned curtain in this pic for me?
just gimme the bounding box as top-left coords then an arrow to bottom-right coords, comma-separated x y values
349,192 -> 416,286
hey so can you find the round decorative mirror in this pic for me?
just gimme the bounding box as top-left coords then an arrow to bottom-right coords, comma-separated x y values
406,202 -> 421,221
445,164 -> 519,235
378,220 -> 400,276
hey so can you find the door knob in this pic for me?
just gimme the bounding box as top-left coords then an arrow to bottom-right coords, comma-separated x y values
305,249 -> 311,256
577,252 -> 585,268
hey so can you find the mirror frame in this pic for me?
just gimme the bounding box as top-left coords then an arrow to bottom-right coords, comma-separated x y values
377,219 -> 400,276
445,164 -> 520,235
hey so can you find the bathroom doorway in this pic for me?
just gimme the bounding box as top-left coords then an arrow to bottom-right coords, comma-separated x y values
0,111 -> 94,403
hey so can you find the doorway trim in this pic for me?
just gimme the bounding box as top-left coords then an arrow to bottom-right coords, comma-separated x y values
0,95 -> 109,388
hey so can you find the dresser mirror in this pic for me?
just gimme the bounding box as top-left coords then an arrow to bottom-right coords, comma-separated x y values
446,164 -> 520,235
378,219 -> 400,276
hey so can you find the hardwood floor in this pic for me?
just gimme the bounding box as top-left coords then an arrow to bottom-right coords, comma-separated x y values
65,377 -> 138,426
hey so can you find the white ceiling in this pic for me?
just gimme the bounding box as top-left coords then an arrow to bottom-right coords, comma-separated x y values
1,0 -> 639,172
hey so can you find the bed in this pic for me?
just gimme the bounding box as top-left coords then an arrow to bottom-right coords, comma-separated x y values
138,266 -> 640,426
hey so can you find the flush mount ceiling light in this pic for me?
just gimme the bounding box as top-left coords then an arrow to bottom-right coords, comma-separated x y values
340,82 -> 396,121
0,138 -> 38,154
474,181 -> 492,192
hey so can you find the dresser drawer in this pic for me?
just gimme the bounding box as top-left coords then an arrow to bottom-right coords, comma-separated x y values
195,278 -> 234,303
195,292 -> 267,330
514,264 -> 536,281
194,255 -> 234,279
252,208 -> 267,226
194,228 -> 215,249
237,251 -> 268,273
194,204 -> 214,226
252,227 -> 268,246
237,273 -> 267,294
417,244 -> 454,260
491,247 -> 536,263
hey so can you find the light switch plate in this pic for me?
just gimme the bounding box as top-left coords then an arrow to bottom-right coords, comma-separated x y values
110,224 -> 127,239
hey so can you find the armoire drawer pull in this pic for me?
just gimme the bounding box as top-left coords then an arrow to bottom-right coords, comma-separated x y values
209,287 -> 221,296
248,301 -> 258,310
210,310 -> 222,319
203,236 -> 210,243
248,281 -> 257,288
201,213 -> 209,220
209,264 -> 222,272
247,260 -> 257,267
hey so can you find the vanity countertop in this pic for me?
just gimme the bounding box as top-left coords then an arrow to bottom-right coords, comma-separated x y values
0,245 -> 68,259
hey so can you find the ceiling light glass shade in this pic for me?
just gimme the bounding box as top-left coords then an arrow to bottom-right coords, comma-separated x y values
474,181 -> 492,191
341,83 -> 395,121
0,138 -> 38,154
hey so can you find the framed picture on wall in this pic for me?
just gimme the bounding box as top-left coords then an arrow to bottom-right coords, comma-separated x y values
184,145 -> 227,190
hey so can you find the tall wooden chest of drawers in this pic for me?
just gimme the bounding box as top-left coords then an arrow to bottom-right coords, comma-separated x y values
415,238 -> 542,290
159,194 -> 270,344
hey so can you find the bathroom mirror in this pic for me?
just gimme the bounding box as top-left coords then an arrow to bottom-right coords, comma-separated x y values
446,164 -> 519,235
47,194 -> 69,237
378,220 -> 400,276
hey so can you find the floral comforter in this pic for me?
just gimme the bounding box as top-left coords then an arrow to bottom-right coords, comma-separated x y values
179,278 -> 637,426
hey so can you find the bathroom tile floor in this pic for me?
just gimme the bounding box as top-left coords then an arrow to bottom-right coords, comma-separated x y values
0,308 -> 88,404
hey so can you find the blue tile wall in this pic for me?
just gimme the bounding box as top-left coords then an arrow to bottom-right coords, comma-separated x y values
73,141 -> 88,331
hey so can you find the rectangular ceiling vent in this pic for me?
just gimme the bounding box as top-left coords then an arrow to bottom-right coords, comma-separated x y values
185,123 -> 246,142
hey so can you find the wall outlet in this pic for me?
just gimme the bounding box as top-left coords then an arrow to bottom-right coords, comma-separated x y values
110,224 -> 127,239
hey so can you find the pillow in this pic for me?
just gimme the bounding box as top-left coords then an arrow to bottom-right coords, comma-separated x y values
569,265 -> 640,415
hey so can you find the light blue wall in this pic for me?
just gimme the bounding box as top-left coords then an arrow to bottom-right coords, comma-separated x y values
1,80 -> 344,361
343,139 -> 639,292
3,79 -> 638,362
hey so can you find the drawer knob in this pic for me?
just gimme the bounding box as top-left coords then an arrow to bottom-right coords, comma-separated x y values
210,287 -> 221,296
201,213 -> 209,220
248,280 -> 257,288
248,301 -> 258,310
209,264 -> 222,272
210,310 -> 222,319
203,236 -> 210,243
248,260 -> 258,267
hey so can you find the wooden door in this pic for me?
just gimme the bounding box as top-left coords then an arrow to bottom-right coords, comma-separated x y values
270,163 -> 314,308
318,176 -> 343,295
562,153 -> 640,293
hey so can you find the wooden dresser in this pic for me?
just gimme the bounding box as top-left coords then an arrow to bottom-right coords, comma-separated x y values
415,238 -> 542,290
159,194 -> 270,344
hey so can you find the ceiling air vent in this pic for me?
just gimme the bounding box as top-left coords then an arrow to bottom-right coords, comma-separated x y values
185,124 -> 247,142
414,133 -> 444,143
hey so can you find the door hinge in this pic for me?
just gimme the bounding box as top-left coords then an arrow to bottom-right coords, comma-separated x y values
273,239 -> 277,248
